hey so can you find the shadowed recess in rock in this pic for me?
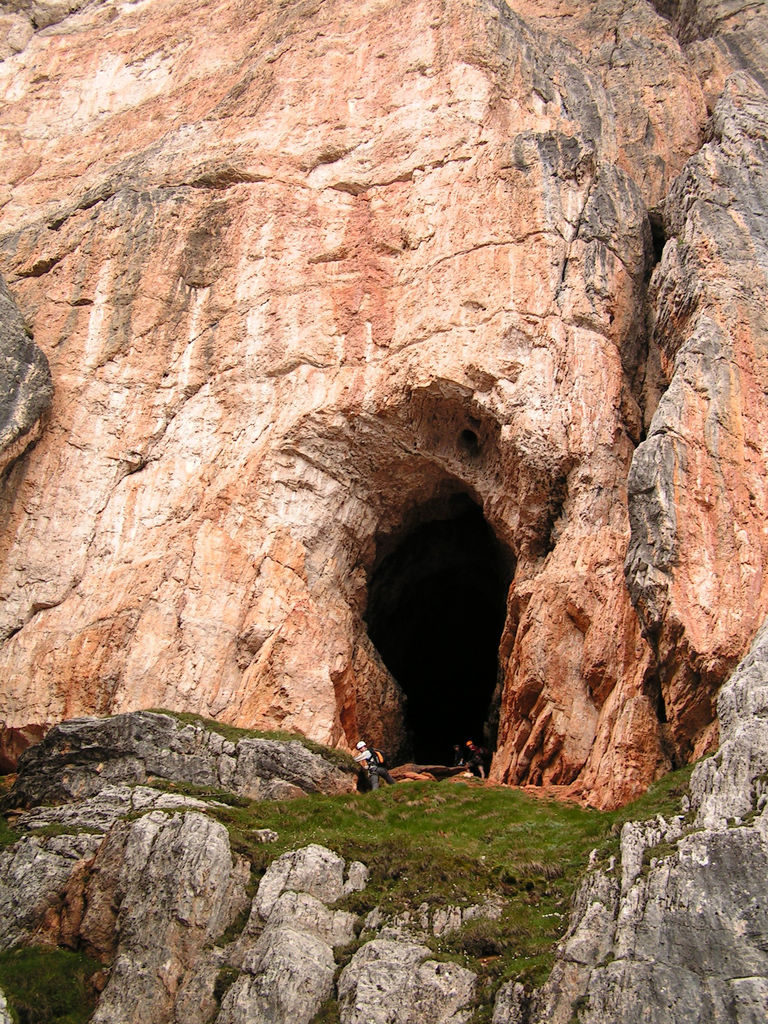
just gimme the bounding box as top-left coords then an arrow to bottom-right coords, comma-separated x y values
365,496 -> 512,764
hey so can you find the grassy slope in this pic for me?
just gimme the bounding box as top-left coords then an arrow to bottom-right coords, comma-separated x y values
192,763 -> 694,1014
0,947 -> 102,1024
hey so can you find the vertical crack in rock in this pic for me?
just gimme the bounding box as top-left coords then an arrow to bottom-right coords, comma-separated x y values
625,69 -> 768,765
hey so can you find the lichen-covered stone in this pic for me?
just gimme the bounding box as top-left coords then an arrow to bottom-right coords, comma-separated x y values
338,937 -> 477,1024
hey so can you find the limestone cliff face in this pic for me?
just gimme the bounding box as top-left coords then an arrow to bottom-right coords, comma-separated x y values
0,0 -> 766,808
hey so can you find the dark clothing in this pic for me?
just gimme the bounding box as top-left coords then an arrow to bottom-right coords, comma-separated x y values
465,742 -> 486,779
367,761 -> 395,789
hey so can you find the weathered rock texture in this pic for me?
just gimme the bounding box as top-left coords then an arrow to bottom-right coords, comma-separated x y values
0,0 -> 767,807
494,616 -> 768,1023
0,271 -> 51,474
1,710 -> 356,810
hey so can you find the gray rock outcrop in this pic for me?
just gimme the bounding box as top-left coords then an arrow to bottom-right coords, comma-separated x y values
0,830 -> 102,949
88,811 -> 250,1024
3,711 -> 356,811
0,272 -> 52,475
218,844 -> 366,1024
495,617 -> 768,1023
13,782 -> 216,834
691,618 -> 768,830
338,937 -> 477,1024
252,843 -> 367,920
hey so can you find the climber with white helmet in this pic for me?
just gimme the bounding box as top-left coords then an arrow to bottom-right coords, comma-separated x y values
354,739 -> 395,790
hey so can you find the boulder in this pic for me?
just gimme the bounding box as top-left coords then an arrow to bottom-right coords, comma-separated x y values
2,711 -> 355,811
338,937 -> 477,1024
252,843 -> 366,920
218,926 -> 336,1024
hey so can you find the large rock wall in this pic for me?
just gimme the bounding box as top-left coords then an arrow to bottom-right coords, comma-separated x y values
0,0 -> 766,807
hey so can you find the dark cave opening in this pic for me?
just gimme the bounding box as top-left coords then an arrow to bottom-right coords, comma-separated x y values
365,495 -> 512,765
648,209 -> 667,266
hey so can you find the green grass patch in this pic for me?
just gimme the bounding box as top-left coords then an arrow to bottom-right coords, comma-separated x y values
0,946 -> 102,1024
0,813 -> 20,848
146,709 -> 357,770
213,965 -> 240,1006
203,763 -> 696,996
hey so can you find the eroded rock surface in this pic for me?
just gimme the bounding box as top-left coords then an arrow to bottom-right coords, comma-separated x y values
0,271 -> 51,474
496,616 -> 768,1023
339,937 -> 477,1024
0,830 -> 103,949
2,711 -> 356,811
0,0 -> 766,809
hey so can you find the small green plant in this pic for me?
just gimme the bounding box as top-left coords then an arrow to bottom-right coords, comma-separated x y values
0,813 -> 20,848
0,946 -> 102,1024
310,996 -> 341,1024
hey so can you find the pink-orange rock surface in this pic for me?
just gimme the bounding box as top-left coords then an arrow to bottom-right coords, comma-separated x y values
1,0 -> 767,808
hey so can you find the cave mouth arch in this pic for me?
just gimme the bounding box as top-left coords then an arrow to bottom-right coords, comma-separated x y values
365,493 -> 513,765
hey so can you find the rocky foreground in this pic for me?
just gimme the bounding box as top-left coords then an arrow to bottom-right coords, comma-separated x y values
1,617 -> 767,1024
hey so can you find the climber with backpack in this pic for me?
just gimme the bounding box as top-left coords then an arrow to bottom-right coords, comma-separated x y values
354,740 -> 395,790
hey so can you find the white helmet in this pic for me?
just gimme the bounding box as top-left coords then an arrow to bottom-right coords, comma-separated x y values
356,741 -> 367,750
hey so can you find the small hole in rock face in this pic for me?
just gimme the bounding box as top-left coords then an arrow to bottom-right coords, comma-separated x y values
649,210 -> 667,266
458,429 -> 481,457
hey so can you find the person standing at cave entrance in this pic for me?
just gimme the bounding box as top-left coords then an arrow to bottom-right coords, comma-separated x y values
354,740 -> 395,790
465,740 -> 487,779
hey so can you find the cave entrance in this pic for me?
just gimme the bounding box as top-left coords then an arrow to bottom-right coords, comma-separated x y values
365,494 -> 512,765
